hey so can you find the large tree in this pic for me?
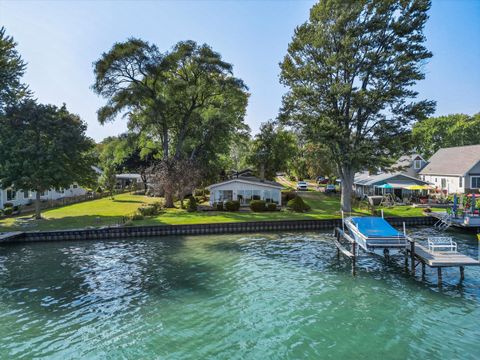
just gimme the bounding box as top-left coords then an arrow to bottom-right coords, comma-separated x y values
0,100 -> 96,218
248,121 -> 297,180
412,113 -> 480,158
0,27 -> 31,112
279,0 -> 435,211
93,39 -> 248,207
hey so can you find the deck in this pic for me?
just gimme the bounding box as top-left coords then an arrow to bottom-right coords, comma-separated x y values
429,211 -> 480,228
412,243 -> 480,267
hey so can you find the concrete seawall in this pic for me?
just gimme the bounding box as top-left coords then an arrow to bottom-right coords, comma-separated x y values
0,216 -> 437,244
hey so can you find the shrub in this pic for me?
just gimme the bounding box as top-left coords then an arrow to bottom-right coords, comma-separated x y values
3,202 -> 13,208
187,196 -> 197,212
95,186 -> 103,193
287,196 -> 310,212
215,202 -> 224,211
152,201 -> 163,213
138,205 -> 157,216
250,200 -> 266,212
423,208 -> 432,213
225,200 -> 240,211
3,207 -> 13,216
131,212 -> 144,221
281,191 -> 297,204
266,203 -> 277,211
0,209 -> 3,217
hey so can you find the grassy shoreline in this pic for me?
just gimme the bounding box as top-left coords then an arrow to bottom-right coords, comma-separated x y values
0,192 -> 445,233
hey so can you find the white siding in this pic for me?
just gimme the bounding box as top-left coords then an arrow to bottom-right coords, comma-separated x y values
423,175 -> 464,193
209,181 -> 282,206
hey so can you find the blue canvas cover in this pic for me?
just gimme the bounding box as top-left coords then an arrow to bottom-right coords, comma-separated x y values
350,217 -> 405,239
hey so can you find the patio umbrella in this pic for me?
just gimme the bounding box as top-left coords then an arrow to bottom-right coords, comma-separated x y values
377,183 -> 393,189
405,185 -> 433,190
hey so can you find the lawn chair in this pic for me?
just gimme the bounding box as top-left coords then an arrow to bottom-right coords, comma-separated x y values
427,237 -> 457,253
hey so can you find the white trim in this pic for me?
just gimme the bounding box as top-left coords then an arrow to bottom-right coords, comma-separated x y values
207,178 -> 283,190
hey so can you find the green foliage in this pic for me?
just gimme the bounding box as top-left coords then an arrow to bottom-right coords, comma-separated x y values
2,202 -> 13,208
0,27 -> 31,112
3,207 -> 12,216
250,200 -> 267,212
281,190 -> 298,204
137,205 -> 158,217
287,196 -> 311,213
225,200 -> 240,211
187,196 -> 198,212
248,121 -> 297,180
266,203 -> 277,211
215,202 -> 224,211
0,100 -> 96,218
92,39 -> 249,203
412,113 -> 480,158
95,186 -> 103,193
100,162 -> 117,198
279,0 -> 435,211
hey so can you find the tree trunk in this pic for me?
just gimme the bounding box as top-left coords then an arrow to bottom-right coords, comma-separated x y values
35,191 -> 42,219
165,191 -> 174,208
340,167 -> 355,213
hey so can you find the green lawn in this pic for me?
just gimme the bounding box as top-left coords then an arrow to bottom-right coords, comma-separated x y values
0,191 -> 444,232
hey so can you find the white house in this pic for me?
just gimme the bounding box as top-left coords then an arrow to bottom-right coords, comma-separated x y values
419,145 -> 480,194
207,177 -> 283,206
0,184 -> 87,210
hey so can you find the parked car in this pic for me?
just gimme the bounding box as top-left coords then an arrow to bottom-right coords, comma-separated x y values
317,176 -> 329,184
325,184 -> 336,194
296,181 -> 308,191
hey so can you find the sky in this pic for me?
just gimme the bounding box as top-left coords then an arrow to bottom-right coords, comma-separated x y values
1,0 -> 479,142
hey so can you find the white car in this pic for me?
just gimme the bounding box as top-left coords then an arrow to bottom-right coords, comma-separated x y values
297,181 -> 308,191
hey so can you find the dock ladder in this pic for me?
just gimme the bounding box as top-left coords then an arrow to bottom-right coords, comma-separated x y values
433,213 -> 452,230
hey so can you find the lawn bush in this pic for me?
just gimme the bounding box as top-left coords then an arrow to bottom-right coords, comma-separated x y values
266,203 -> 277,211
281,191 -> 297,204
95,186 -> 103,193
287,196 -> 310,212
131,212 -> 144,221
187,196 -> 197,212
215,202 -> 224,211
250,200 -> 266,212
138,205 -> 157,216
3,202 -> 13,208
225,200 -> 240,211
3,207 -> 13,216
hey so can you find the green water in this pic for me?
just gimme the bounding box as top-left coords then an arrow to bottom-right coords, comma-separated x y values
0,228 -> 479,359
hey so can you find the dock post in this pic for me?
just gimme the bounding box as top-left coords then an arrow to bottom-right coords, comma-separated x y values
421,262 -> 426,280
404,250 -> 408,272
410,240 -> 415,275
351,241 -> 356,277
460,266 -> 465,281
437,268 -> 442,287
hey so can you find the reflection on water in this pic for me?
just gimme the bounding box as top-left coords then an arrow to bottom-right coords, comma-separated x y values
0,228 -> 479,359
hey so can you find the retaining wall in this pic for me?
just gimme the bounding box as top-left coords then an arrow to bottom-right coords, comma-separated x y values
0,216 -> 437,244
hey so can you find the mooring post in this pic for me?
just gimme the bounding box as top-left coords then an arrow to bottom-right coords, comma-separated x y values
437,268 -> 442,287
460,266 -> 465,281
421,262 -> 426,280
351,241 -> 356,277
410,240 -> 415,275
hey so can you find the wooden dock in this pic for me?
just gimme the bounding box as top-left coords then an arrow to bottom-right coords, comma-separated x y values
406,241 -> 479,286
334,227 -> 480,286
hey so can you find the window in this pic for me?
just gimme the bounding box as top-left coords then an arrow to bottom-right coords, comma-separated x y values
73,184 -> 78,189
23,190 -> 29,198
6,189 -> 16,201
471,176 -> 480,189
414,160 -> 422,169
459,177 -> 463,188
441,178 -> 446,189
40,190 -> 48,196
214,190 -> 232,202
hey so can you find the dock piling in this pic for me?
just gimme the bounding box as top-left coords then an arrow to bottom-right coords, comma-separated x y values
437,268 -> 442,287
460,266 -> 465,281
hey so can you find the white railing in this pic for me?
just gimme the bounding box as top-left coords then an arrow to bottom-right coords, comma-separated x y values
427,237 -> 457,253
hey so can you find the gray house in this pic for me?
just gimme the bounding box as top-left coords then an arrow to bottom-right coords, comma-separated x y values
419,145 -> 480,194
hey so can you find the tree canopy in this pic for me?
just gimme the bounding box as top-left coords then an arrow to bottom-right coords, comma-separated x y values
412,113 -> 480,158
0,27 -> 31,112
93,39 -> 249,206
279,0 -> 435,211
0,100 -> 96,218
248,121 -> 297,180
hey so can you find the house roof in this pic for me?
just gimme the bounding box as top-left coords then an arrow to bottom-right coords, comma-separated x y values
116,173 -> 142,180
420,145 -> 480,176
354,171 -> 430,187
207,177 -> 283,190
392,154 -> 426,171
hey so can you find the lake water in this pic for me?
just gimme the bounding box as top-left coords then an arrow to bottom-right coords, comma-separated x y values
0,228 -> 479,359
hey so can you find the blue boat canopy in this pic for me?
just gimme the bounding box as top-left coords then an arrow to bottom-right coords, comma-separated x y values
350,217 -> 405,239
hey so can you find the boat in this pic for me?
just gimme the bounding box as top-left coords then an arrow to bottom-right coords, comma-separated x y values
344,216 -> 408,254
